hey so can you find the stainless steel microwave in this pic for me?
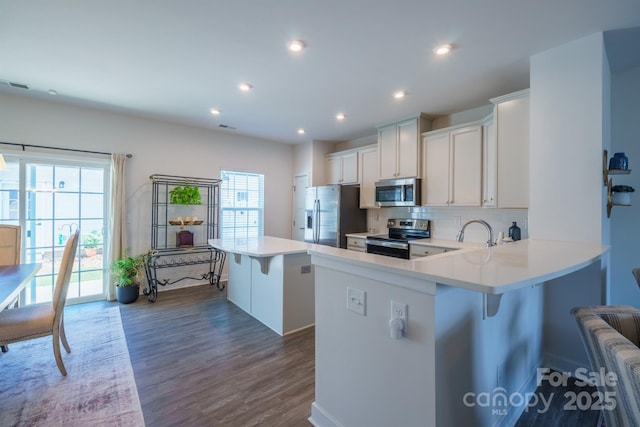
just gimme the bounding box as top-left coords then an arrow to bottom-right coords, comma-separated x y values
374,177 -> 421,207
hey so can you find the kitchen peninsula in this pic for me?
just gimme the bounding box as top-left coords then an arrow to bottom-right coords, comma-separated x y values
208,236 -> 316,336
307,239 -> 608,427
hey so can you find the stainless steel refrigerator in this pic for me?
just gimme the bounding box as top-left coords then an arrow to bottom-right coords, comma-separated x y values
304,185 -> 367,248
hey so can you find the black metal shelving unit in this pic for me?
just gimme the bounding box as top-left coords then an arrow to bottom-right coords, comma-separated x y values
144,174 -> 226,302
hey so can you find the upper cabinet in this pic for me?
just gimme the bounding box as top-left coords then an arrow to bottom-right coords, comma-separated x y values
422,123 -> 483,207
489,89 -> 530,208
326,149 -> 358,185
378,114 -> 432,179
482,113 -> 496,207
358,145 -> 379,208
324,144 -> 378,208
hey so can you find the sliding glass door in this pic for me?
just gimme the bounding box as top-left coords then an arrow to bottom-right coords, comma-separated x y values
0,154 -> 110,304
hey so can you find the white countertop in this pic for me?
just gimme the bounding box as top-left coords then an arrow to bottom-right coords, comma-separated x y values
308,239 -> 609,294
345,232 -> 371,238
208,236 -> 316,257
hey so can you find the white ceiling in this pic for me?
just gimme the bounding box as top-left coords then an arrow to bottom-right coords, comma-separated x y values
1,1 -> 639,144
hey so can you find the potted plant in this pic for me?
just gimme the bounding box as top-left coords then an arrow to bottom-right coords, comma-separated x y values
82,230 -> 101,257
611,185 -> 635,205
111,252 -> 146,304
169,184 -> 201,205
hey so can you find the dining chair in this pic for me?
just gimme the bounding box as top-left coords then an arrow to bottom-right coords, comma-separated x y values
0,224 -> 20,266
0,225 -> 22,347
0,231 -> 79,376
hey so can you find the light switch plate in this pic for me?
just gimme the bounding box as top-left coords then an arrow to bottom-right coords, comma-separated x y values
347,287 -> 366,316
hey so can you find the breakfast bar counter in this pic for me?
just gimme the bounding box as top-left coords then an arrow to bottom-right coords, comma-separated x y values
309,238 -> 607,295
307,239 -> 609,427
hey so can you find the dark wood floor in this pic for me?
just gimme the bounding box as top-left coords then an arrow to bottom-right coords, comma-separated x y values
515,372 -> 600,427
118,285 -> 315,427
78,285 -> 601,427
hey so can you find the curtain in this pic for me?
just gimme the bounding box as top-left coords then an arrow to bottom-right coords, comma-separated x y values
107,153 -> 127,301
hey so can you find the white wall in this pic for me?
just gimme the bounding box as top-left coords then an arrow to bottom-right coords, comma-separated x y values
530,33 -> 607,243
529,32 -> 609,370
0,92 -> 294,289
610,66 -> 640,307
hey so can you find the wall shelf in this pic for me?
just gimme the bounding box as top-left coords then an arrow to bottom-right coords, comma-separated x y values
604,150 -> 633,218
603,149 -> 631,186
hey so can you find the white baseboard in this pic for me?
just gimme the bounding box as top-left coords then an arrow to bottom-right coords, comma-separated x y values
495,365 -> 540,427
542,352 -> 589,374
308,402 -> 343,427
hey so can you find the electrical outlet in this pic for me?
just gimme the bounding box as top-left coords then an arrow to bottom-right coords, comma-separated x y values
347,287 -> 366,316
390,301 -> 408,333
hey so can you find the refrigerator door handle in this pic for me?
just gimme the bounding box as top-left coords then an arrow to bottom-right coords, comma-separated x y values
314,199 -> 320,243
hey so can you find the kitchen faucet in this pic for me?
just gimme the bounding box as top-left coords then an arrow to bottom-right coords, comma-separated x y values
456,219 -> 495,247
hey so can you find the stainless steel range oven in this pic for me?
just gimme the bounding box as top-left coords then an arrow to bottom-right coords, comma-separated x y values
365,218 -> 430,259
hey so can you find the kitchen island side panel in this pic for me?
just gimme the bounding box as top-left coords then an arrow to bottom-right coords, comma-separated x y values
311,264 -> 436,427
282,253 -> 315,333
434,283 -> 543,427
250,252 -> 315,335
227,254 -> 252,314
250,255 -> 285,335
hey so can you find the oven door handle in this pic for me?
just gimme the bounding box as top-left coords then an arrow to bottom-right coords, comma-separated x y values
365,239 -> 409,250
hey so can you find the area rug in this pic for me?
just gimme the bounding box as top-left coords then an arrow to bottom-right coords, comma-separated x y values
0,305 -> 145,427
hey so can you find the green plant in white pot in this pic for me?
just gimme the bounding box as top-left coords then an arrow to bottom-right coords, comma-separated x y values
111,252 -> 146,304
611,185 -> 635,205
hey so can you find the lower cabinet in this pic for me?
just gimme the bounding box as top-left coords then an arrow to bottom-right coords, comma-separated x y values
347,236 -> 367,252
422,123 -> 483,207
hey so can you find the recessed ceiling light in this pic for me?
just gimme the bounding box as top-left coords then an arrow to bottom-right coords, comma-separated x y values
210,108 -> 221,115
434,44 -> 453,55
238,82 -> 253,92
336,113 -> 346,120
393,90 -> 407,99
297,128 -> 305,135
287,40 -> 306,52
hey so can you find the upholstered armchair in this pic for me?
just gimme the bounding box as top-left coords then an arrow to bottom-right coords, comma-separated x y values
571,305 -> 640,427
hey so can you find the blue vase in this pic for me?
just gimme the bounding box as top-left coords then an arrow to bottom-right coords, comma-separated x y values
508,222 -> 521,241
609,152 -> 628,170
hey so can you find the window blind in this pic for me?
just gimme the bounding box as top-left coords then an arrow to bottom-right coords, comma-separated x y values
220,170 -> 264,239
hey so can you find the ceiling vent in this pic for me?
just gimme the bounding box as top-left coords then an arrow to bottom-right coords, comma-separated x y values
0,79 -> 29,90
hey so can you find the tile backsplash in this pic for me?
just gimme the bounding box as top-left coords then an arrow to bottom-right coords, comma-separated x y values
367,206 -> 528,244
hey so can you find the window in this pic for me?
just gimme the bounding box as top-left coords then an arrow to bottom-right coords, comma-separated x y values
220,170 -> 264,239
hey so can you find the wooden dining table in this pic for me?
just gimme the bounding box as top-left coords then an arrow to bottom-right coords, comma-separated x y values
0,263 -> 41,310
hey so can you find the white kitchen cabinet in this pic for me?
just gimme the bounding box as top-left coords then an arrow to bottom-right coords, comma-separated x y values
347,235 -> 367,252
358,145 -> 378,208
326,149 -> 358,185
482,113 -> 496,207
489,89 -> 530,208
422,123 -> 483,207
378,114 -> 432,179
